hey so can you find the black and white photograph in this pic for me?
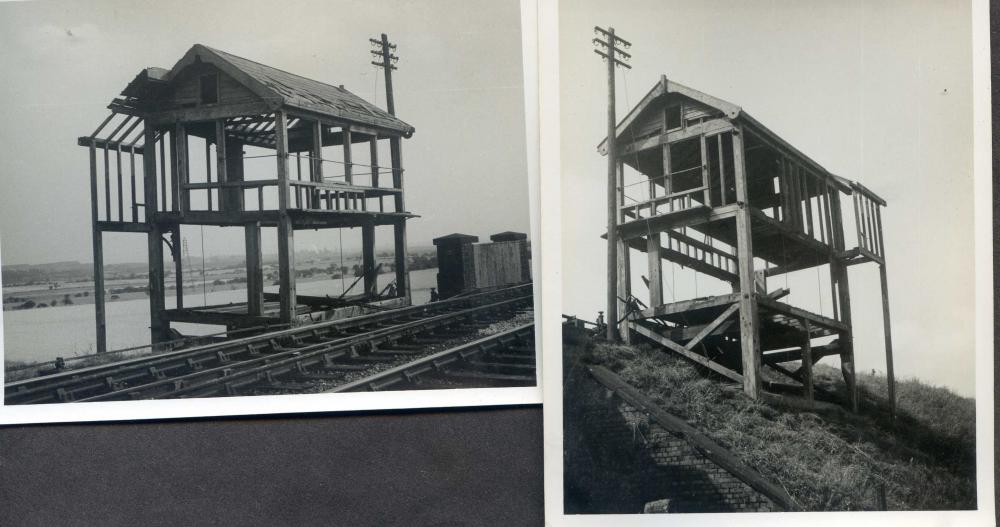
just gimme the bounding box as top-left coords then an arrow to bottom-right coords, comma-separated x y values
548,0 -> 992,523
0,0 -> 539,423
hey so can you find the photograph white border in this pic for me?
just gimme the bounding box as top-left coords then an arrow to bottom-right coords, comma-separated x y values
0,0 -> 543,426
541,0 -> 995,524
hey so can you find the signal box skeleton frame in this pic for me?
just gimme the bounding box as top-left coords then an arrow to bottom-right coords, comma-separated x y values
80,44 -> 415,352
600,75 -> 895,414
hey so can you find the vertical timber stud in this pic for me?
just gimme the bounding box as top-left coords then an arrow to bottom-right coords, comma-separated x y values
647,232 -> 663,307
143,121 -> 167,346
593,25 -> 632,340
171,226 -> 183,309
245,222 -> 264,316
732,125 -> 761,400
390,137 -> 408,298
362,222 -> 376,297
342,126 -> 353,185
311,120 -> 324,208
371,138 -> 382,212
215,120 -> 228,211
275,111 -> 297,323
89,139 -> 107,353
801,319 -> 814,403
174,123 -> 188,215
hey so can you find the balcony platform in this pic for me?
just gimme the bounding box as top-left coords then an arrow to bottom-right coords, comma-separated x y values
617,202 -> 836,274
629,292 -> 845,354
151,209 -> 415,229
164,294 -> 409,329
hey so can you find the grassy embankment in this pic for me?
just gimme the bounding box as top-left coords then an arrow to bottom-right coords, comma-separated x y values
565,327 -> 977,511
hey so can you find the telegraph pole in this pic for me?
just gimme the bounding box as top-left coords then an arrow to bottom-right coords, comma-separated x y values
593,26 -> 631,341
369,34 -> 409,298
370,33 -> 398,115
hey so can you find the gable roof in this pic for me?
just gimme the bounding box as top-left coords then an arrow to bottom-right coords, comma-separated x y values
597,75 -> 740,154
122,44 -> 414,137
598,75 -> 858,194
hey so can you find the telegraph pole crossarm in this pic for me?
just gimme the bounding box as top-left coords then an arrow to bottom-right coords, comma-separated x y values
593,25 -> 631,342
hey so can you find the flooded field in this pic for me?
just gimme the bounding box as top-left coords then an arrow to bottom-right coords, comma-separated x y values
2,268 -> 438,365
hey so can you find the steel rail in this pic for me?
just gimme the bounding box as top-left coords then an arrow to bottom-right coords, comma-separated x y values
68,295 -> 532,402
5,284 -> 532,404
327,323 -> 535,393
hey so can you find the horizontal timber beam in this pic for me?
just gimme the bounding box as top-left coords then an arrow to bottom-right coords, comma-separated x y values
633,293 -> 740,321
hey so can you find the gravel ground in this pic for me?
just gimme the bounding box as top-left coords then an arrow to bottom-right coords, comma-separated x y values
243,309 -> 535,396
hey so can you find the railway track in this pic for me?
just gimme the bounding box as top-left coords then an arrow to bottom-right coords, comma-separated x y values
5,284 -> 533,404
328,323 -> 536,393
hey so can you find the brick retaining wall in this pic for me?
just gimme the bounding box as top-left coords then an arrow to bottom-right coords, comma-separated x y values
564,357 -> 774,514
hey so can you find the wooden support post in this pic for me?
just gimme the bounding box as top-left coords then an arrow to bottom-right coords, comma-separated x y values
116,146 -> 124,221
829,191 -> 858,412
173,123 -> 188,214
362,222 -> 376,297
878,262 -> 896,418
225,137 -> 245,211
717,134 -> 727,206
147,225 -> 167,346
215,120 -> 228,211
205,138 -> 213,211
801,319 -> 814,403
732,126 -> 761,400
311,120 -> 324,208
245,222 -> 263,316
371,138 -> 383,212
275,111 -> 297,322
699,133 -> 711,207
89,140 -> 107,353
143,122 -> 167,346
852,192 -> 864,251
662,143 -> 672,194
103,145 -> 111,221
171,226 -> 183,309
777,159 -> 788,224
342,126 -> 353,185
390,136 -> 408,298
647,232 -> 663,307
875,204 -> 896,418
803,171 -> 813,238
130,149 -> 138,222
159,136 -> 167,211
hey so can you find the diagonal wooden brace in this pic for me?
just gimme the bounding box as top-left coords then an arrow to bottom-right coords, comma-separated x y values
683,302 -> 740,352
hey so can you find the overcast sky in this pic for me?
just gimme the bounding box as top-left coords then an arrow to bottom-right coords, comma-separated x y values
560,0 -> 975,396
0,0 -> 528,264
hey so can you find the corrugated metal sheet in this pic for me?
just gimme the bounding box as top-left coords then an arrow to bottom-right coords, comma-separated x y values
205,47 -> 413,135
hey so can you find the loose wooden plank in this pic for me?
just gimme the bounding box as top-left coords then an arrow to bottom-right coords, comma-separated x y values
683,302 -> 740,351
630,322 -> 742,383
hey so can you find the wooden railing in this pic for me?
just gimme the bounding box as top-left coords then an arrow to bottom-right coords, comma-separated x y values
621,185 -> 708,221
179,178 -> 400,214
851,183 -> 886,263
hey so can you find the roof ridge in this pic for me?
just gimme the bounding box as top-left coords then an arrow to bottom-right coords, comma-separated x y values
201,45 -> 350,96
199,44 -> 391,122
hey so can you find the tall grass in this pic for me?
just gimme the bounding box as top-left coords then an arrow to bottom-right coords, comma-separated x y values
568,329 -> 976,511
